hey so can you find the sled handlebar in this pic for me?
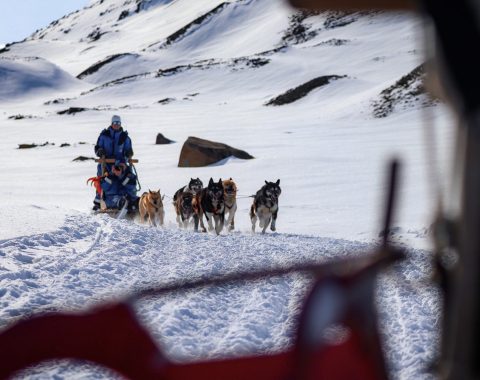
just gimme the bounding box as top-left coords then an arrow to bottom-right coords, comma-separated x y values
95,158 -> 139,164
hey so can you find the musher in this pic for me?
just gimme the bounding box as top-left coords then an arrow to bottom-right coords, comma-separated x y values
92,115 -> 138,211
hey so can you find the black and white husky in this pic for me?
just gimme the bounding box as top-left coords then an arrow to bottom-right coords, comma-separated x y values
173,177 -> 203,202
250,179 -> 281,234
174,191 -> 194,229
194,178 -> 225,235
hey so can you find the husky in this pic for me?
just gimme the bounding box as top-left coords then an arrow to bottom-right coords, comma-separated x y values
250,180 -> 281,234
173,178 -> 203,203
193,178 -> 225,235
222,178 -> 238,231
139,189 -> 165,227
174,191 -> 195,229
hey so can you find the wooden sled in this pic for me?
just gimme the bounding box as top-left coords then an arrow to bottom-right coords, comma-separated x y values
95,158 -> 139,164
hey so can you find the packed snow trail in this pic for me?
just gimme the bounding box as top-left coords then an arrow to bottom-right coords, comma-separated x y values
0,211 -> 439,379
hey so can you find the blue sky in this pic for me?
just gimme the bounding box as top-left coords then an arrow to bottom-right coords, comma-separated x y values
0,0 -> 89,46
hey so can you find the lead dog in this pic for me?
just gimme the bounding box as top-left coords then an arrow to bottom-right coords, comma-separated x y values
193,178 -> 225,235
250,180 -> 281,234
174,191 -> 195,229
139,189 -> 165,227
222,178 -> 238,231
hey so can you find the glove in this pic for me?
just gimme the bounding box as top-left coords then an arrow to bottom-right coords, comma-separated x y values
96,147 -> 105,157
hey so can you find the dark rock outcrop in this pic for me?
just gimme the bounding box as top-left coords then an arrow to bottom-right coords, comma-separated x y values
77,53 -> 134,79
73,156 -> 95,162
372,63 -> 437,118
57,107 -> 88,115
18,142 -> 54,149
178,136 -> 253,167
266,75 -> 346,106
156,133 -> 174,144
163,3 -> 228,47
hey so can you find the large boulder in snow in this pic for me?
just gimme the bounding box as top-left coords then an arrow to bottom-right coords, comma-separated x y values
178,136 -> 254,167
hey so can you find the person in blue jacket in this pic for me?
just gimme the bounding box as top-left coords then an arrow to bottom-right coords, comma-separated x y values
92,115 -> 135,210
94,115 -> 133,174
100,159 -> 139,210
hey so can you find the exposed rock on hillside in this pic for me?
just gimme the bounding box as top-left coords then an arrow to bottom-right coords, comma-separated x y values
77,53 -> 136,79
82,56 -> 270,95
18,142 -> 54,149
281,10 -> 321,45
314,38 -> 349,47
57,107 -> 88,115
86,27 -> 107,42
8,114 -> 35,120
162,3 -> 228,48
266,75 -> 346,106
135,0 -> 173,13
372,63 -> 438,118
323,11 -> 375,29
178,136 -> 253,167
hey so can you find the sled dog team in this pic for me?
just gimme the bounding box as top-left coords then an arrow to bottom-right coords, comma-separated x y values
138,177 -> 281,234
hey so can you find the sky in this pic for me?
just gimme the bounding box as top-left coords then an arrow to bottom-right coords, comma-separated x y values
0,0 -> 89,47
0,0 -> 451,378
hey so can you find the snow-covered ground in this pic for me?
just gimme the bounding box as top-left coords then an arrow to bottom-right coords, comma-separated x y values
0,0 -> 454,378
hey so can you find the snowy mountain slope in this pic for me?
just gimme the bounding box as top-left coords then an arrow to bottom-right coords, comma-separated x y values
0,0 -> 454,378
0,56 -> 87,100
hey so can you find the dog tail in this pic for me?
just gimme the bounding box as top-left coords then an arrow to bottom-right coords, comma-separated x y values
250,203 -> 256,219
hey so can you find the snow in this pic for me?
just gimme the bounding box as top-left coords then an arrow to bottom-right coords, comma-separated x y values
0,0 -> 455,378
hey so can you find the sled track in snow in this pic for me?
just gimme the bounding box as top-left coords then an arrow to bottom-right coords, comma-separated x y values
0,212 -> 441,377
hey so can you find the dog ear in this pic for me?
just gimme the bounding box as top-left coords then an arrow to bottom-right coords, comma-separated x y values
218,178 -> 222,185
276,179 -> 280,185
148,189 -> 152,193
209,178 -> 213,186
265,180 -> 269,185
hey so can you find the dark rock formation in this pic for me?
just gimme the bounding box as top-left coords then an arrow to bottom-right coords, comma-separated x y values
77,53 -> 134,79
163,3 -> 228,47
57,107 -> 88,115
18,142 -> 54,149
156,133 -> 174,144
73,156 -> 96,162
178,136 -> 254,167
266,75 -> 346,106
372,63 -> 438,118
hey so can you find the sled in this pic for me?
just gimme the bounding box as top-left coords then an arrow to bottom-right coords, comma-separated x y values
92,201 -> 137,221
88,157 -> 141,220
95,158 -> 139,164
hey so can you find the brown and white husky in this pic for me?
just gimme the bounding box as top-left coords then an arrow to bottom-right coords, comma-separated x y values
222,178 -> 238,231
139,189 -> 165,227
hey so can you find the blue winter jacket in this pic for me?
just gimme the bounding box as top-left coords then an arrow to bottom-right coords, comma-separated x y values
95,126 -> 133,175
101,167 -> 138,209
